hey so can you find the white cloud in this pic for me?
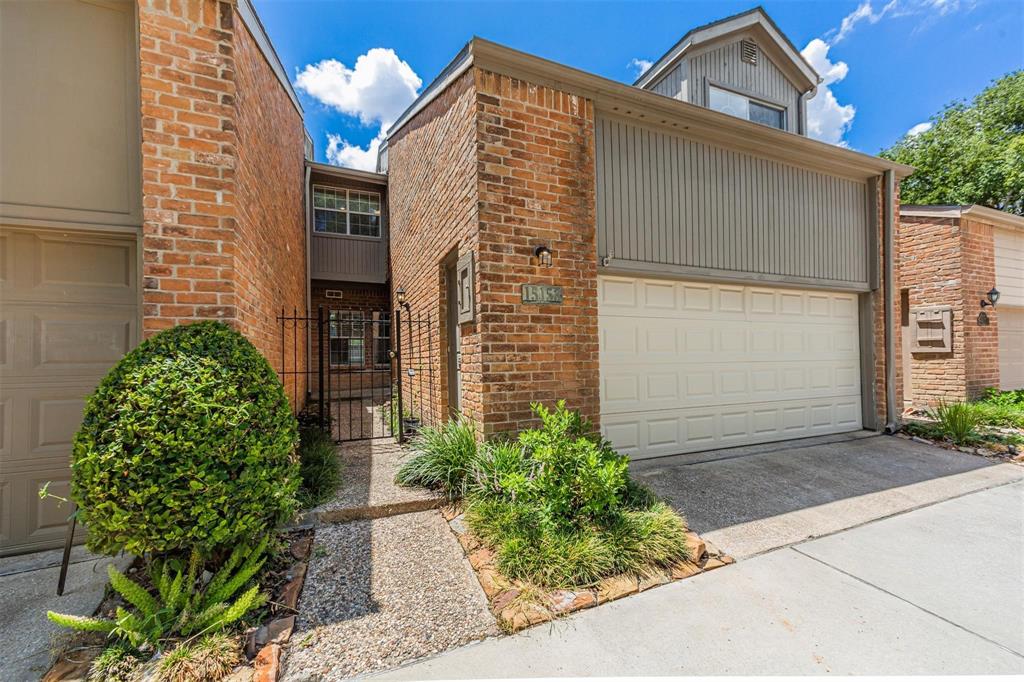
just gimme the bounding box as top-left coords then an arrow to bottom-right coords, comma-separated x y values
629,58 -> 653,78
295,47 -> 421,172
295,48 -> 421,129
800,39 -> 856,146
829,0 -> 898,45
907,121 -> 933,136
325,132 -> 384,172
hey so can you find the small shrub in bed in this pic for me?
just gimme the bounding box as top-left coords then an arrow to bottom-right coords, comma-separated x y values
395,414 -> 479,500
929,400 -> 982,444
71,321 -> 299,556
297,426 -> 342,507
396,401 -> 690,588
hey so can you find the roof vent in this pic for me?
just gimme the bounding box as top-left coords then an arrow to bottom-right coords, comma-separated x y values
741,40 -> 758,65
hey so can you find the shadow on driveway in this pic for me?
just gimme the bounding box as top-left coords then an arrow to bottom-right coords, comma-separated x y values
630,431 -> 1024,557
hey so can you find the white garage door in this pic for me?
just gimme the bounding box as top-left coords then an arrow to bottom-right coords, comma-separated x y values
0,226 -> 138,555
998,306 -> 1024,390
599,276 -> 863,459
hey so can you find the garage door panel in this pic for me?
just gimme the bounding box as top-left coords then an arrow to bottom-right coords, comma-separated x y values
601,361 -> 861,413
999,306 -> 1024,390
600,276 -> 861,458
1,226 -> 137,555
602,396 -> 863,459
0,304 -> 136,379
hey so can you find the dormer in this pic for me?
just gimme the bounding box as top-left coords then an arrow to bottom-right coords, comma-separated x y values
635,7 -> 820,135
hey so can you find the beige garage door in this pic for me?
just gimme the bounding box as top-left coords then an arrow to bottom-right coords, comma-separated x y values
0,226 -> 138,555
999,306 -> 1024,391
599,276 -> 862,459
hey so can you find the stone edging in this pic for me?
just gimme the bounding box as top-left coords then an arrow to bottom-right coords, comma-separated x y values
440,505 -> 734,633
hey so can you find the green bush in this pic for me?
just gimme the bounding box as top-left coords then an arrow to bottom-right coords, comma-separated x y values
512,401 -> 629,528
71,321 -> 300,556
979,387 -> 1024,407
929,400 -> 982,444
395,414 -> 479,500
48,540 -> 268,650
297,427 -> 342,508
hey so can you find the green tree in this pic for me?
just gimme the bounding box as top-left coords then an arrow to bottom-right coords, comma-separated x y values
881,71 -> 1023,215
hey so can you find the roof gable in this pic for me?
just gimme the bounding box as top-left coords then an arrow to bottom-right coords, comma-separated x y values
635,7 -> 820,96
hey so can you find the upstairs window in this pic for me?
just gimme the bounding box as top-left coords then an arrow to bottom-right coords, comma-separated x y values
708,85 -> 785,130
313,186 -> 381,238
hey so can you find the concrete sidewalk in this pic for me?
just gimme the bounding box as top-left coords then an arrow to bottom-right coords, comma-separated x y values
378,478 -> 1024,677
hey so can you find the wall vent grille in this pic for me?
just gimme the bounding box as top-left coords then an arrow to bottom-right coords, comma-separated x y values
741,40 -> 758,65
325,289 -> 344,299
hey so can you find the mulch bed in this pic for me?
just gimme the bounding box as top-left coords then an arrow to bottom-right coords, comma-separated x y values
899,417 -> 1024,466
440,505 -> 734,633
42,529 -> 315,682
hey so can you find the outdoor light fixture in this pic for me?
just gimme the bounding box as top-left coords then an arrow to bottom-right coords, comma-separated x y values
534,245 -> 553,267
396,286 -> 411,311
980,287 -> 1001,308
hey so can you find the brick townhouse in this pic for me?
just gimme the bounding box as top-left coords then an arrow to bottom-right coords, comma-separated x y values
2,2 -> 943,557
383,8 -> 913,458
898,205 -> 1024,407
0,0 -> 308,554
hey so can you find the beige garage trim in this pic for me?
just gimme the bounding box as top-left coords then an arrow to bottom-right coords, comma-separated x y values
0,226 -> 139,555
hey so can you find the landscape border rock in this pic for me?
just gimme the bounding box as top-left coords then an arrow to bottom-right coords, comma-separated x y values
444,508 -> 733,633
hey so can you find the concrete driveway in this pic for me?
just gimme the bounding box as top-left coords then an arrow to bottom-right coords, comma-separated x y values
379,433 -> 1024,677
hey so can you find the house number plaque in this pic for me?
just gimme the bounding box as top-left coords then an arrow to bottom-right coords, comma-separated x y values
521,284 -> 563,305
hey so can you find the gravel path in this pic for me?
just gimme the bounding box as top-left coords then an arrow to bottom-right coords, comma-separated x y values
313,440 -> 442,521
281,511 -> 498,680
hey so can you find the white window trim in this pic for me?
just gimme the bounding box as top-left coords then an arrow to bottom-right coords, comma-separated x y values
312,185 -> 383,239
707,82 -> 787,130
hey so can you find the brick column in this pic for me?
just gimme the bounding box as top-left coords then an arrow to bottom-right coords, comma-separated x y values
137,0 -> 238,336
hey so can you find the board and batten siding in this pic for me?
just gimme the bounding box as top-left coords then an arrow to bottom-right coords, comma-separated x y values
595,115 -> 872,290
688,40 -> 801,134
310,234 -> 388,283
649,61 -> 688,101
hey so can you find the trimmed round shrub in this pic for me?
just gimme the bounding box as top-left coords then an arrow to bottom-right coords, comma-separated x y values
72,321 -> 300,556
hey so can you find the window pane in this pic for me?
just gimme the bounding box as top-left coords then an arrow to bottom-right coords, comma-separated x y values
750,101 -> 785,129
349,339 -> 364,365
314,208 -> 346,234
349,213 -> 380,237
374,311 -> 391,365
708,86 -> 748,119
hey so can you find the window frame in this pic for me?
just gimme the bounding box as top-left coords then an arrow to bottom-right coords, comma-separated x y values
312,184 -> 383,240
706,83 -> 787,131
328,309 -> 367,368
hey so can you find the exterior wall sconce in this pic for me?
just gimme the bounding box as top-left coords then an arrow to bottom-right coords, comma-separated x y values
395,286 -> 411,311
534,245 -> 552,267
980,287 -> 1000,308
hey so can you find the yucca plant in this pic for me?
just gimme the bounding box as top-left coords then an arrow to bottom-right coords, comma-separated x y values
395,414 -> 479,500
47,538 -> 269,650
929,400 -> 982,445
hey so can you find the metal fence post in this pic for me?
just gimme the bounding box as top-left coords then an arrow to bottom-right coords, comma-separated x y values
317,306 -> 325,432
394,307 -> 404,443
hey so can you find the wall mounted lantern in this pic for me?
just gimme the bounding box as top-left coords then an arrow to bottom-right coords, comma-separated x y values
980,287 -> 1000,308
534,245 -> 553,267
395,286 -> 411,311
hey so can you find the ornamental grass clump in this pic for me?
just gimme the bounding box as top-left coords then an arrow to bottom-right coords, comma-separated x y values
71,321 -> 300,556
929,400 -> 982,444
395,414 -> 479,500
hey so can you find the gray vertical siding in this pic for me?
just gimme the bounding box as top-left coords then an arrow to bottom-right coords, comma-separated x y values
310,234 -> 388,283
595,115 -> 871,289
688,40 -> 801,134
650,61 -> 688,101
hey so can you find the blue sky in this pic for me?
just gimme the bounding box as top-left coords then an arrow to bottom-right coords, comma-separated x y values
255,0 -> 1024,169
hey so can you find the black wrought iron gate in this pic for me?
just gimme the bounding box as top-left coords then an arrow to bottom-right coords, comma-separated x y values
277,306 -> 438,443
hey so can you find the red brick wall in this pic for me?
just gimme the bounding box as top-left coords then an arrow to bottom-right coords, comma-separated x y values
899,216 -> 967,406
232,12 -> 307,403
474,70 -> 599,435
387,71 -> 481,428
898,215 -> 1000,406
136,0 -> 306,407
138,0 -> 238,336
961,219 -> 1000,398
309,281 -> 390,391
